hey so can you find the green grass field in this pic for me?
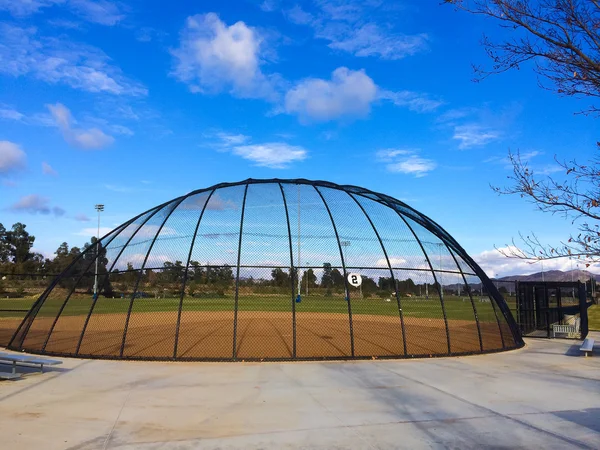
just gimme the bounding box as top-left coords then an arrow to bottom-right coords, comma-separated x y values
0,294 -> 494,321
588,304 -> 600,331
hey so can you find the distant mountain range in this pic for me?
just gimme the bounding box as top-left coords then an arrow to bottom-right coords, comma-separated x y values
495,269 -> 596,283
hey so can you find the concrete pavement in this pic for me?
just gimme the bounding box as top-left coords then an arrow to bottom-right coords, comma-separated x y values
1,338 -> 599,449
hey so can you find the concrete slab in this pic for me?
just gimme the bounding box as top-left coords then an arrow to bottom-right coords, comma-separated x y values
0,338 -> 599,449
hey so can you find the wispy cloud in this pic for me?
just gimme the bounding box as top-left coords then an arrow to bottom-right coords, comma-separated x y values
453,124 -> 499,150
211,132 -> 307,168
74,213 -> 90,222
42,162 -> 58,176
0,0 -> 125,25
0,106 -> 24,121
378,90 -> 444,113
48,103 -> 114,149
0,141 -> 27,176
0,23 -> 146,96
283,3 -> 429,60
171,13 -> 279,100
9,194 -> 65,216
232,143 -> 307,168
68,0 -> 125,26
377,149 -> 436,177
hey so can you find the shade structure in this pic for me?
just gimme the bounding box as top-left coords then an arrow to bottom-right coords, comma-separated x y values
7,179 -> 523,360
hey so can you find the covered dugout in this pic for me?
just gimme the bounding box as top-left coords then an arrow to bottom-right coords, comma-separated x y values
5,179 -> 523,360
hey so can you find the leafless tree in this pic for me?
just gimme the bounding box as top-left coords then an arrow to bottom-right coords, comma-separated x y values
446,0 -> 600,264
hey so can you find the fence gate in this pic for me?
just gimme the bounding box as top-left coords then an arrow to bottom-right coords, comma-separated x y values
515,281 -> 589,339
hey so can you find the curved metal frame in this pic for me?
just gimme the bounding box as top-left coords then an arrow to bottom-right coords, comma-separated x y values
7,178 -> 523,360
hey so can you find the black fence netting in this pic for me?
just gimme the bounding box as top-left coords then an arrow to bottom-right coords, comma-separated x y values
4,179 -> 523,360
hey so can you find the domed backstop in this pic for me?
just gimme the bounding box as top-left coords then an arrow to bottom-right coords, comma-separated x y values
6,179 -> 523,360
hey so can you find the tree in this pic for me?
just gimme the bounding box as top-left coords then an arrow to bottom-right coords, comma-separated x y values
445,1 -> 599,114
0,223 -> 11,264
300,268 -> 317,292
271,268 -> 290,287
446,1 -> 600,262
321,263 -> 334,288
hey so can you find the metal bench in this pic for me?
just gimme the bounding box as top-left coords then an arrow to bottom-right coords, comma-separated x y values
0,352 -> 62,374
580,338 -> 595,357
0,371 -> 22,380
552,324 -> 579,338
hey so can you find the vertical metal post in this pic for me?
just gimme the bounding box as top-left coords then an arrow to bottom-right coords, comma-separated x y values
173,190 -> 215,359
297,185 -> 302,296
445,246 -> 484,352
375,194 -> 451,355
17,220 -> 128,353
347,192 -> 407,356
313,186 -> 354,357
120,197 -> 186,357
93,204 -> 104,300
232,184 -> 249,360
279,183 -> 296,358
75,205 -> 165,355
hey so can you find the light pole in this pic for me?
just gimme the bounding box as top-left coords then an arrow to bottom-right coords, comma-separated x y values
93,204 -> 104,300
340,241 -> 351,299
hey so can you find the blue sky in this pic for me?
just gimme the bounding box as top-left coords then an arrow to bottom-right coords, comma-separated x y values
0,0 -> 597,277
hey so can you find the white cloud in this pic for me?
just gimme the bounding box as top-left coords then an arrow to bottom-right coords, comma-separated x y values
48,103 -> 115,149
209,131 -> 308,169
377,257 -> 407,267
0,107 -> 25,121
74,213 -> 90,222
42,162 -> 58,176
285,67 -> 377,122
0,0 -> 124,25
0,0 -> 62,16
0,23 -> 146,96
0,141 -> 27,176
232,143 -> 308,168
378,90 -> 444,113
216,132 -> 250,146
473,246 -> 598,278
453,124 -> 500,149
376,148 -> 436,178
76,226 -> 113,237
68,0 -> 124,26
171,13 -> 278,100
283,3 -> 428,60
322,22 -> 428,60
9,194 -> 65,216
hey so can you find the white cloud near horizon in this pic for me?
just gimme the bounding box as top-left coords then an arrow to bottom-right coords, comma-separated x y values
48,103 -> 115,149
0,23 -> 146,96
9,194 -> 65,216
172,13 -> 279,100
474,246 -> 600,277
377,148 -> 436,178
0,141 -> 27,176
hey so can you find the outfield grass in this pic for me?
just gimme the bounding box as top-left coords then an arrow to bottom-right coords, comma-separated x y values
0,294 -> 490,321
588,304 -> 600,331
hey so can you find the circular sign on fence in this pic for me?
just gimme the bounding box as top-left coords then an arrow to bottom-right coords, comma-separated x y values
347,273 -> 362,287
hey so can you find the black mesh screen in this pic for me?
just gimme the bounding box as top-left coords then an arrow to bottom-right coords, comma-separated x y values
7,179 -> 522,360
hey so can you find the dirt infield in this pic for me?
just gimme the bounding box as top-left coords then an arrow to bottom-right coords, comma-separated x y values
6,311 -> 512,360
